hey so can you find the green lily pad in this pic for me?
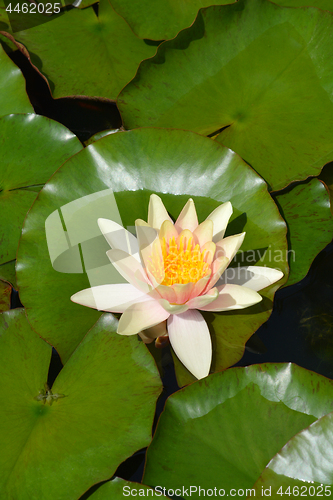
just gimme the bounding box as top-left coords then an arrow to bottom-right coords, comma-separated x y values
118,0 -> 333,191
274,179 -> 333,287
0,113 -> 82,266
320,161 -> 333,214
0,308 -> 162,500
0,43 -> 33,115
143,363 -> 333,496
274,0 -> 333,9
0,279 -> 11,311
17,128 -> 287,375
84,128 -> 121,147
109,0 -> 233,40
0,260 -> 16,288
89,477 -> 171,499
14,0 -> 156,100
253,411 -> 333,495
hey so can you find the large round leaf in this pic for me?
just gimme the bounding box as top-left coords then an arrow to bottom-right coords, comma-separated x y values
143,363 -> 333,496
0,260 -> 16,287
274,0 -> 333,9
14,0 -> 156,100
0,309 -> 161,500
109,0 -> 233,40
0,44 -> 33,115
0,113 -> 82,266
118,0 -> 333,190
16,128 -> 287,372
253,411 -> 333,495
0,279 -> 11,311
274,179 -> 333,287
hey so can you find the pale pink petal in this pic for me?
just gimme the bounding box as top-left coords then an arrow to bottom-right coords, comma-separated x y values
201,241 -> 216,265
215,232 -> 245,263
203,256 -> 229,292
193,220 -> 213,247
71,284 -> 150,312
206,201 -> 233,242
106,249 -> 151,293
176,229 -> 194,249
98,218 -> 140,262
172,282 -> 195,304
187,288 -> 219,309
159,219 -> 179,241
117,300 -> 170,335
175,199 -> 198,232
199,284 -> 262,311
218,266 -> 284,291
154,283 -> 178,303
158,299 -> 189,314
148,194 -> 172,230
167,310 -> 212,379
188,273 -> 212,300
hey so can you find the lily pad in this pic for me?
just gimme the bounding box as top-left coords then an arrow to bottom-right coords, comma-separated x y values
320,161 -> 333,214
143,363 -> 333,496
0,113 -> 82,266
0,43 -> 33,115
0,279 -> 11,311
118,0 -> 333,190
0,260 -> 16,287
14,0 -> 156,100
89,477 -> 171,499
109,0 -> 232,40
253,411 -> 333,495
0,308 -> 162,500
17,128 -> 287,375
274,0 -> 333,9
274,179 -> 333,287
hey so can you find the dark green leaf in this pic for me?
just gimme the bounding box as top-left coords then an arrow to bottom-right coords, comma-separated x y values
275,179 -> 333,286
119,0 -> 333,190
0,113 -> 82,266
14,0 -> 156,100
0,309 -> 162,500
144,364 -> 333,495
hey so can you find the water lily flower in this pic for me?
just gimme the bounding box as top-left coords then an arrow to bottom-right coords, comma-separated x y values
71,195 -> 283,380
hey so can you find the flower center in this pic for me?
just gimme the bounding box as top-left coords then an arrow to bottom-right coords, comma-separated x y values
149,235 -> 210,286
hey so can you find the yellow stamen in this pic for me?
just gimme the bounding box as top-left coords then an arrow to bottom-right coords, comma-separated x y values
148,234 -> 211,286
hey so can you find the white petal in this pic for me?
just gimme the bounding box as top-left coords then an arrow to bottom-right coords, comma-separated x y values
158,299 -> 189,314
135,222 -> 162,272
206,201 -> 233,242
215,232 -> 245,263
167,310 -> 212,380
107,249 -> 151,293
148,194 -> 172,230
118,300 -> 170,335
199,284 -> 262,312
187,288 -> 219,309
217,266 -> 284,291
174,199 -> 199,232
193,219 -> 213,247
98,218 -> 140,262
71,284 -> 150,312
